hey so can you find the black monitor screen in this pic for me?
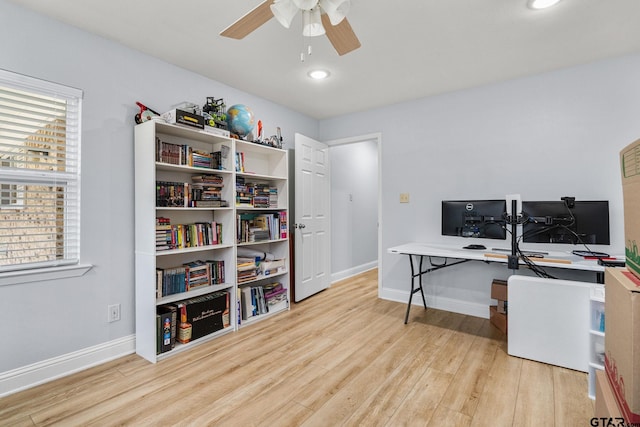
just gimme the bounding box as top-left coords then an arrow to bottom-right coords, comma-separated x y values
522,200 -> 610,245
441,200 -> 507,240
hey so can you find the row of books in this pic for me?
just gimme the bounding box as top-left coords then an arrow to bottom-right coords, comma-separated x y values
236,212 -> 287,243
156,138 -> 228,170
238,282 -> 288,322
156,180 -> 187,207
235,177 -> 279,208
156,217 -> 223,251
156,259 -> 226,298
235,152 -> 245,172
156,175 -> 228,208
191,174 -> 224,185
252,182 -> 275,208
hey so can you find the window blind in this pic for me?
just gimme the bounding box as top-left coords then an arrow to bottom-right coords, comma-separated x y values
0,69 -> 83,272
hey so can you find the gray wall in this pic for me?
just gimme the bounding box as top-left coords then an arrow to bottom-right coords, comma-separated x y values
0,0 -> 317,374
330,140 -> 378,279
3,0 -> 640,391
320,54 -> 640,317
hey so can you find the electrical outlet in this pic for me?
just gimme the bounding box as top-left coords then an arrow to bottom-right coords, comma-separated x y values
108,304 -> 121,322
400,193 -> 410,203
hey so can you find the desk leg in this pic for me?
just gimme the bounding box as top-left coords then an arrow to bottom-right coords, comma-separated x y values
404,255 -> 428,324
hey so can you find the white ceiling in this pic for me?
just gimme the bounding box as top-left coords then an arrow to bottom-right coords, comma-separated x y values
8,0 -> 640,119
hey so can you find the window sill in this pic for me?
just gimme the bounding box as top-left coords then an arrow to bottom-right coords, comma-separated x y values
0,264 -> 93,287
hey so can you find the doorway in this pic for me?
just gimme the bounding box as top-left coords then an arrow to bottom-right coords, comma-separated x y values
292,133 -> 382,301
326,133 -> 382,290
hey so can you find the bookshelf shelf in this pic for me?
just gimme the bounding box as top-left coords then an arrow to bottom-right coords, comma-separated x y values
588,284 -> 605,399
237,238 -> 288,247
155,162 -> 234,173
156,207 -> 234,212
135,120 -> 289,363
157,283 -> 234,305
236,171 -> 287,180
155,244 -> 234,257
237,306 -> 288,328
237,269 -> 288,285
156,325 -> 234,361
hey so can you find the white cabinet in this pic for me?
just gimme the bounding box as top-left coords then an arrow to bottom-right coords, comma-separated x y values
134,121 -> 289,363
508,275 -> 607,399
508,275 -> 592,373
588,284 -> 605,399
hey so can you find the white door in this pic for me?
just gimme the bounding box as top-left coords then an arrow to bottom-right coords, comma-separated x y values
294,133 -> 331,301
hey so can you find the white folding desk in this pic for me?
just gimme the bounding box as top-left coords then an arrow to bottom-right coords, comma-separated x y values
387,242 -> 606,324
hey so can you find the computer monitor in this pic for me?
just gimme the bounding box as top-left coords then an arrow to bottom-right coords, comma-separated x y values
521,200 -> 610,245
441,200 -> 507,240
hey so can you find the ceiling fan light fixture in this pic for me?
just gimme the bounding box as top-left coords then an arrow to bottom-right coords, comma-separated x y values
319,0 -> 350,25
308,69 -> 330,80
527,0 -> 561,9
270,0 -> 299,29
302,8 -> 326,37
293,0 -> 319,10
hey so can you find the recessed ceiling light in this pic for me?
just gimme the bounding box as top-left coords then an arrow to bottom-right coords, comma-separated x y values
308,69 -> 330,80
527,0 -> 561,9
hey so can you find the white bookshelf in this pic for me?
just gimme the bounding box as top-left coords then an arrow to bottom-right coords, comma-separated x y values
234,139 -> 290,327
134,121 -> 290,363
588,283 -> 605,399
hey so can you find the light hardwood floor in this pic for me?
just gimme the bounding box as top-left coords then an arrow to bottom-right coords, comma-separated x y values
1,269 -> 595,426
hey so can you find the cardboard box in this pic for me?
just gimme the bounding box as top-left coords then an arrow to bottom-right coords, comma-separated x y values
491,279 -> 508,301
162,108 -> 205,129
596,369 -> 623,420
497,300 -> 508,314
621,139 -> 640,280
489,305 -> 507,334
604,267 -> 640,424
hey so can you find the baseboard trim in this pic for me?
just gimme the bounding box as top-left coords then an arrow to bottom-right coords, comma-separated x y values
331,261 -> 378,283
0,334 -> 136,398
380,287 -> 489,319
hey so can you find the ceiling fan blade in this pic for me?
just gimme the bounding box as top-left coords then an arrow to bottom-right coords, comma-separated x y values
321,14 -> 361,56
220,0 -> 275,39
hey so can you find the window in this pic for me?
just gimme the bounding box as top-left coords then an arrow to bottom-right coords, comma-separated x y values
0,69 -> 82,272
1,158 -> 24,209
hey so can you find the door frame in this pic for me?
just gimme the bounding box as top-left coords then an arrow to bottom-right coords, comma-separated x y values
324,132 -> 382,296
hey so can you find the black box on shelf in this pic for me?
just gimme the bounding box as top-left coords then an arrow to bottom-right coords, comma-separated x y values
176,291 -> 229,341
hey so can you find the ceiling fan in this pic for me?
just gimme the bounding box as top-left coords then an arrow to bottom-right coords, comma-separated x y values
220,0 -> 361,56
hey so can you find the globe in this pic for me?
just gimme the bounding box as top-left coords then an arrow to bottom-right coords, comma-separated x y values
226,104 -> 255,138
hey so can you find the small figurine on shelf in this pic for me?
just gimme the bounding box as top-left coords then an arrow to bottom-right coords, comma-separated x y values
250,122 -> 283,148
134,101 -> 161,124
177,304 -> 192,344
256,120 -> 263,141
264,126 -> 283,149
